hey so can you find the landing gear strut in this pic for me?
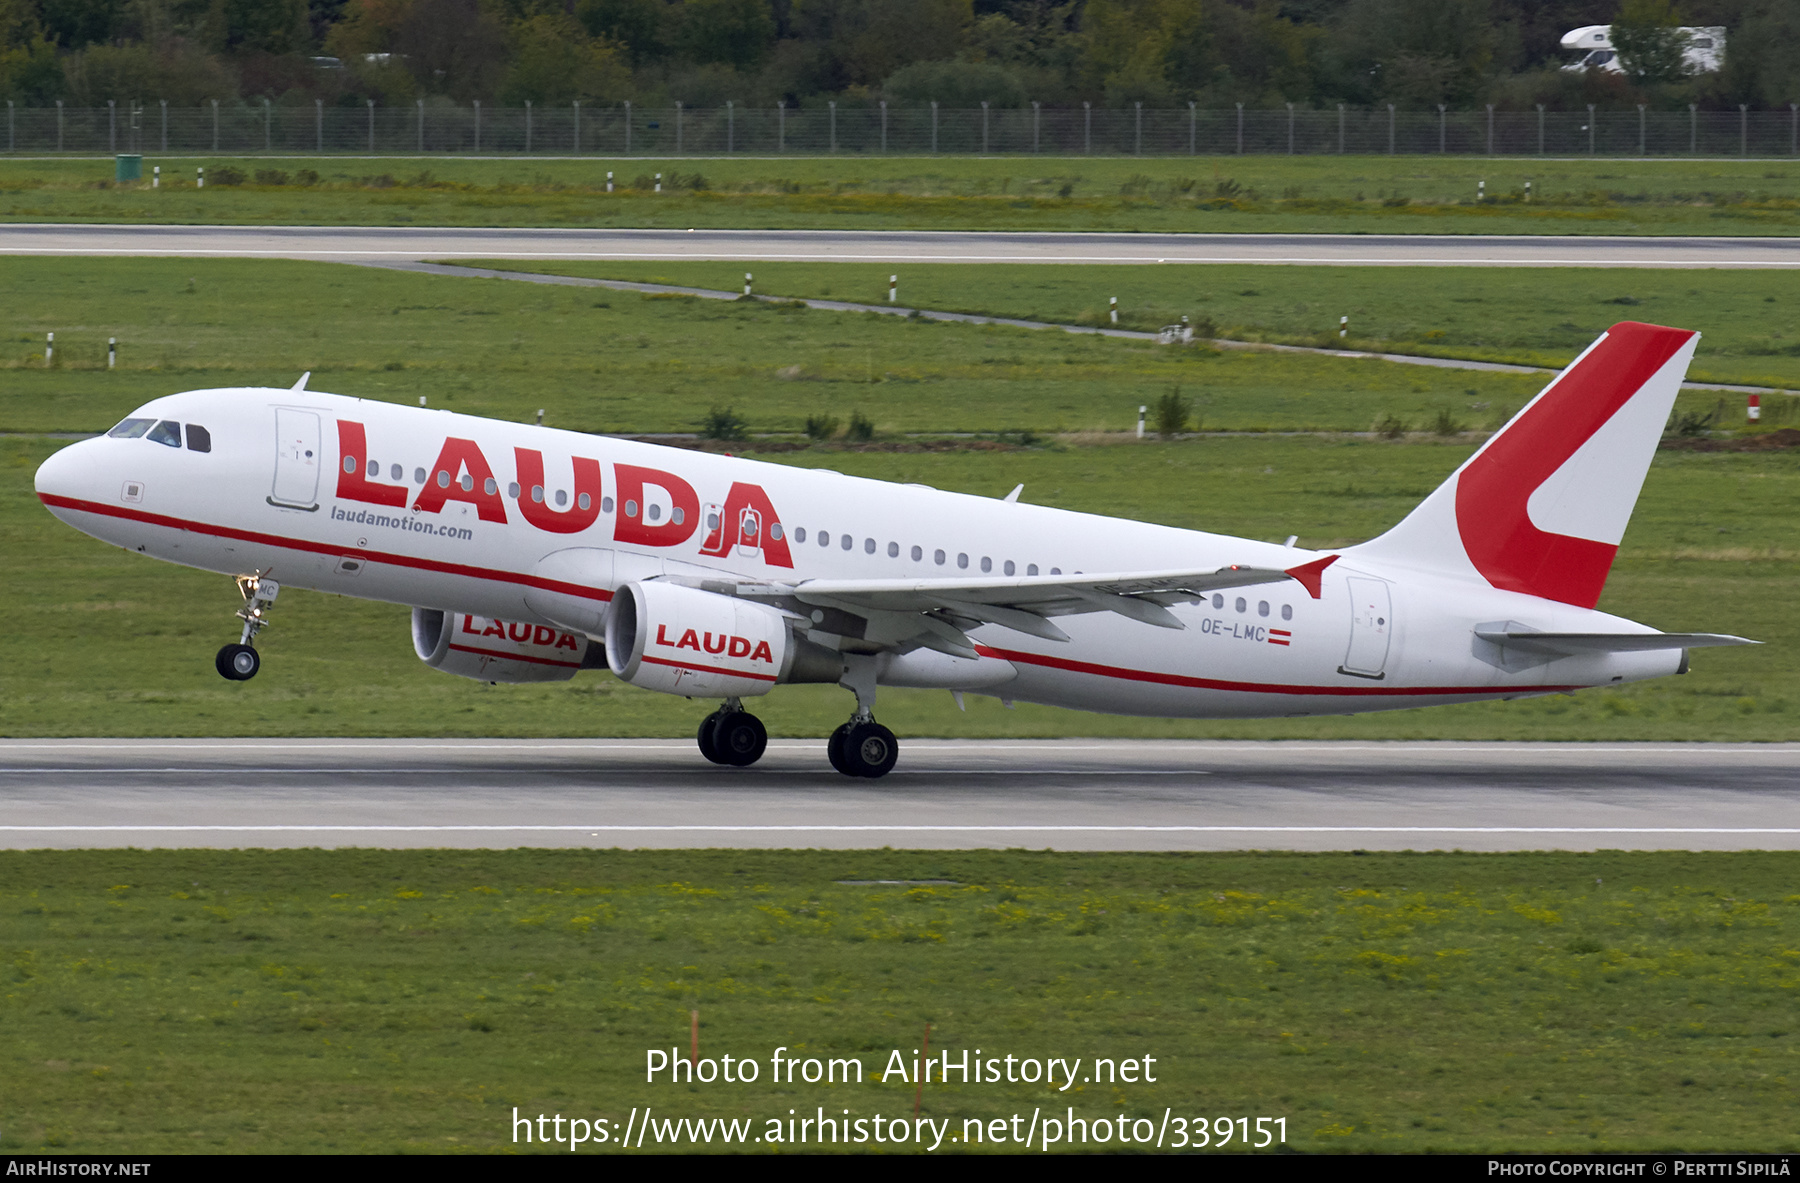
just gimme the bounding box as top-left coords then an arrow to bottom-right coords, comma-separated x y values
215,574 -> 279,682
696,699 -> 767,767
826,653 -> 899,778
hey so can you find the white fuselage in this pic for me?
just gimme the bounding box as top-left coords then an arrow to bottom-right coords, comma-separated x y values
34,387 -> 1681,718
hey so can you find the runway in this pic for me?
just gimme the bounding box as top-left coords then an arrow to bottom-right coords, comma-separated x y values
5,225 -> 1800,267
4,739 -> 1797,852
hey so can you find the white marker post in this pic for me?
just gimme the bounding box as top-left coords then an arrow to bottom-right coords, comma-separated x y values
654,172 -> 662,193
744,272 -> 753,296
1137,405 -> 1147,439
1110,296 -> 1118,324
1749,394 -> 1761,423
1525,180 -> 1532,202
45,332 -> 53,365
108,337 -> 116,369
536,408 -> 544,424
888,275 -> 897,303
1340,316 -> 1348,339
606,171 -> 613,193
152,165 -> 159,188
419,396 -> 427,407
196,166 -> 204,189
1478,179 -> 1485,201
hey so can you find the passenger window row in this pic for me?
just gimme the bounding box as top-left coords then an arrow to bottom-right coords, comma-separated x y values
346,457 -> 612,516
108,417 -> 210,453
788,526 -> 1062,577
1213,593 -> 1294,621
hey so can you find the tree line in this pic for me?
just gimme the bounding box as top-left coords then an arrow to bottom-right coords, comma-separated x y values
2,0 -> 1797,111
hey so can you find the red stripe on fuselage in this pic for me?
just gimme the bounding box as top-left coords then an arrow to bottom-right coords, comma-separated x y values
37,493 -> 613,604
974,644 -> 1579,698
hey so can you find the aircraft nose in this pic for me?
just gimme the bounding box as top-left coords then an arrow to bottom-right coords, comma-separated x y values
35,438 -> 101,509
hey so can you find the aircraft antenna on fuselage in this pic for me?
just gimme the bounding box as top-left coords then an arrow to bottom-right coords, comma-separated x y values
291,372 -> 311,391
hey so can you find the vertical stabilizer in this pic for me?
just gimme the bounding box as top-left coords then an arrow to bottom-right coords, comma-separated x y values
1350,321 -> 1699,608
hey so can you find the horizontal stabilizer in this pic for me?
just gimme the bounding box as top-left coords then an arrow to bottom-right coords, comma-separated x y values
1474,625 -> 1758,655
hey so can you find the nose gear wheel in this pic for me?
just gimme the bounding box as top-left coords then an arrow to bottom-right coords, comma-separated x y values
215,643 -> 260,681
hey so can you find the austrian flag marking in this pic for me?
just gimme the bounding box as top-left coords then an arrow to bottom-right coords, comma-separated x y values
1269,629 -> 1292,647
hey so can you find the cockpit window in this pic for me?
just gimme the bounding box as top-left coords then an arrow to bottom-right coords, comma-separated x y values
107,418 -> 155,439
185,424 -> 211,453
146,420 -> 182,448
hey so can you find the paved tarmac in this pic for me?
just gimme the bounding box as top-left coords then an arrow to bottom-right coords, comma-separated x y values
5,225 -> 1800,267
3,739 -> 1796,852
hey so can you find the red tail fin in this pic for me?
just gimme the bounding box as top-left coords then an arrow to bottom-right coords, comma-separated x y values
1353,322 -> 1699,608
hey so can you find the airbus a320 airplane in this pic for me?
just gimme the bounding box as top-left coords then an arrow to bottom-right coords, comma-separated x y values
34,321 -> 1752,778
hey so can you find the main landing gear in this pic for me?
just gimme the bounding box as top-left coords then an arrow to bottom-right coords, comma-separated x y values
690,655 -> 902,779
697,699 -> 769,767
215,574 -> 279,682
825,653 -> 898,779
827,716 -> 898,779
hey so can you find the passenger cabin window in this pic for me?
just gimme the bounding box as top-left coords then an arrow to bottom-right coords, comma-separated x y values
1281,604 -> 1293,621
185,424 -> 211,453
146,420 -> 182,448
793,527 -> 807,543
107,418 -> 155,439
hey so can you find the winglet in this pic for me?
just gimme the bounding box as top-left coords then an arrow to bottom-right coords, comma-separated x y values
1285,554 -> 1339,600
291,371 -> 311,391
1003,484 -> 1023,504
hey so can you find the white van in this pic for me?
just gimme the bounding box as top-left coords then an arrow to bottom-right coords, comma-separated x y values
1560,25 -> 1725,75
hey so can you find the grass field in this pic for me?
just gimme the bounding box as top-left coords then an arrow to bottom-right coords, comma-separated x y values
0,257 -> 1784,439
476,259 -> 1800,391
1,256 -> 1792,741
4,155 -> 1800,235
1,848 -> 1795,1154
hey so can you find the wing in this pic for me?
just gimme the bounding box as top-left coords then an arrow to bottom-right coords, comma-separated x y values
658,558 -> 1333,660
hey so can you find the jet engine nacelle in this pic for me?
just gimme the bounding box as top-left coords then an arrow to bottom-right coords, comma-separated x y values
411,607 -> 599,683
605,580 -> 839,698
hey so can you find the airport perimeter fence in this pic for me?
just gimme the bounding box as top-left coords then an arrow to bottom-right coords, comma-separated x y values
6,99 -> 1800,158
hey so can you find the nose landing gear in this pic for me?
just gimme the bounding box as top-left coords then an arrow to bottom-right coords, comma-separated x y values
215,574 -> 279,681
696,699 -> 768,767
